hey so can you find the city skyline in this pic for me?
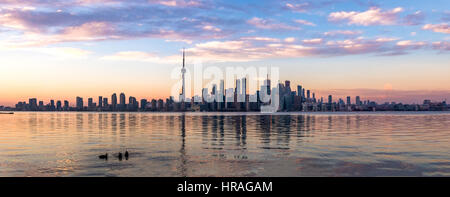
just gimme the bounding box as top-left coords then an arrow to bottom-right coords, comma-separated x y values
6,74 -> 448,112
0,0 -> 449,106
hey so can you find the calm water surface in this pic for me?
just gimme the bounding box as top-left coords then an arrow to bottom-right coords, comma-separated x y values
0,112 -> 449,176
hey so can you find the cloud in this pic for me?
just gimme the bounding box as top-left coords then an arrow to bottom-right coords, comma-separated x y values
139,37 -> 425,62
302,38 -> 322,45
183,40 -> 315,62
432,41 -> 450,51
328,7 -> 403,26
294,19 -> 316,26
247,17 -> 299,30
148,0 -> 203,7
404,11 -> 425,26
396,40 -> 426,49
375,37 -> 398,42
284,3 -> 311,13
323,30 -> 362,37
284,37 -> 296,43
0,4 -> 237,46
422,23 -> 450,34
240,36 -> 280,42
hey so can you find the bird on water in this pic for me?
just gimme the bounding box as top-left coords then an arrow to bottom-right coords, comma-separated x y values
125,150 -> 129,160
118,152 -> 123,161
99,153 -> 108,160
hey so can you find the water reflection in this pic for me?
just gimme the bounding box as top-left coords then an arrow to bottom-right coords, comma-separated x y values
0,112 -> 449,176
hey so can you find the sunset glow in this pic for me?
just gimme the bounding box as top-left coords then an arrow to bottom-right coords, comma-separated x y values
0,0 -> 449,106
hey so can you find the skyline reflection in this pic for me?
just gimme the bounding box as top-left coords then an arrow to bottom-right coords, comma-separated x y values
0,112 -> 449,176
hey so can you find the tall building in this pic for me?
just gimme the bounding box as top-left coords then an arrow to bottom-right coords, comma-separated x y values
180,48 -> 186,103
285,80 -> 290,91
29,98 -> 37,111
128,96 -> 138,111
76,97 -> 83,110
241,77 -> 247,102
328,95 -> 333,104
98,96 -> 103,109
103,98 -> 108,108
356,96 -> 361,106
236,79 -> 241,101
141,99 -> 147,111
111,93 -> 117,110
63,100 -> 69,111
39,101 -> 44,110
219,80 -> 224,104
88,98 -> 94,108
50,100 -> 55,111
264,74 -> 271,95
56,100 -> 62,110
297,85 -> 302,97
347,96 -> 351,105
120,93 -> 126,107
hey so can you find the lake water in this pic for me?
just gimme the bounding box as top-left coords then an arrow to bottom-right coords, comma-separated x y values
0,112 -> 449,177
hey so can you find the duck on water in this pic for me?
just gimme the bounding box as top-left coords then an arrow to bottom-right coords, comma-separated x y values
99,150 -> 129,161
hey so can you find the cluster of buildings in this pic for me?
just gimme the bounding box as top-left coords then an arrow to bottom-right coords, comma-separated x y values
4,78 -> 448,112
1,51 -> 448,112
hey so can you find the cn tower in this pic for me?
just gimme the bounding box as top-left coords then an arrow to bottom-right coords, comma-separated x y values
181,48 -> 186,103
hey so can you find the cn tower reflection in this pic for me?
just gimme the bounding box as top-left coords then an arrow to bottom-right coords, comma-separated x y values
179,114 -> 187,177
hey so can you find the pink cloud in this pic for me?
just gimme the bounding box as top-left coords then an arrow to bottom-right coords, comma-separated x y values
302,38 -> 322,45
284,37 -> 296,43
432,41 -> 450,51
396,40 -> 426,49
240,36 -> 280,42
149,0 -> 202,7
247,17 -> 299,30
422,23 -> 450,34
323,30 -> 362,37
328,7 -> 403,26
294,19 -> 316,26
284,3 -> 310,13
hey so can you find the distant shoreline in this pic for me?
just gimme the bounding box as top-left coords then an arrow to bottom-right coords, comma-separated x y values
2,111 -> 449,114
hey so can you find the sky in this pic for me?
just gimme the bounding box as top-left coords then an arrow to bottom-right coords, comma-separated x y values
0,0 -> 449,106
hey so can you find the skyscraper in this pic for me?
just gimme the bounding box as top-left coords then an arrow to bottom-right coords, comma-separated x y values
56,100 -> 61,111
111,93 -> 117,110
242,77 -> 247,102
76,97 -> 83,110
356,96 -> 361,106
328,95 -> 333,104
88,98 -> 94,108
297,85 -> 302,97
50,100 -> 55,111
141,99 -> 147,111
29,98 -> 37,111
103,98 -> 108,107
285,80 -> 290,90
347,96 -> 351,105
180,48 -> 186,103
63,100 -> 69,111
119,93 -> 126,110
264,74 -> 271,95
98,96 -> 103,109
